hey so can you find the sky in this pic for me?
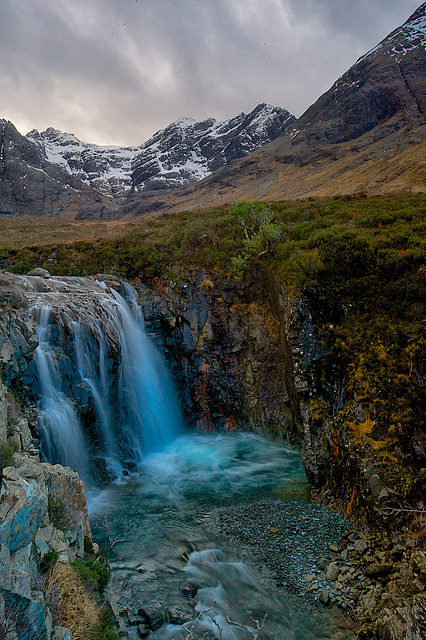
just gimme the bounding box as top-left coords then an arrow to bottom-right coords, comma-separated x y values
0,0 -> 422,146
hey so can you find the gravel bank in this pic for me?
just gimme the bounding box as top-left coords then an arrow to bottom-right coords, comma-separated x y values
204,499 -> 352,606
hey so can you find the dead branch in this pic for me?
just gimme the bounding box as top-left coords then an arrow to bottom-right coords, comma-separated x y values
97,512 -> 126,550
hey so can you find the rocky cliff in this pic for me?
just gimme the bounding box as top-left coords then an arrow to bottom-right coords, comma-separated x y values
0,267 -> 424,638
0,120 -> 117,219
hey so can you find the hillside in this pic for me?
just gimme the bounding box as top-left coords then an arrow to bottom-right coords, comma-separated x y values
119,2 -> 426,217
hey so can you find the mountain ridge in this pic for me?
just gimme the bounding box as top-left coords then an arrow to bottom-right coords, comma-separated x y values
0,4 -> 425,219
26,103 -> 295,198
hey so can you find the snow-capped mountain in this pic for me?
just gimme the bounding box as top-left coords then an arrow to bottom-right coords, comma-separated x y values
27,104 -> 295,197
359,2 -> 426,63
288,2 -> 426,146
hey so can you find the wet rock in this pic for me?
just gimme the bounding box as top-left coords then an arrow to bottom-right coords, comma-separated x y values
137,608 -> 164,631
26,268 -> 51,278
181,583 -> 198,598
319,590 -> 330,606
167,605 -> 193,625
137,626 -> 150,639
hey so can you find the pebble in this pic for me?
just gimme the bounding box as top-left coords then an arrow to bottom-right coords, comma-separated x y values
205,500 -> 350,604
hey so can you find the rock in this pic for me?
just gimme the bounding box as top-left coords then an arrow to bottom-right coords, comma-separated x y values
0,382 -> 8,442
181,583 -> 198,598
26,268 -> 51,278
167,606 -> 193,625
316,557 -> 328,571
365,562 -> 393,578
319,590 -> 330,606
324,562 -> 340,582
138,625 -> 150,639
354,539 -> 369,555
137,608 -> 164,631
52,627 -> 73,640
412,551 -> 426,577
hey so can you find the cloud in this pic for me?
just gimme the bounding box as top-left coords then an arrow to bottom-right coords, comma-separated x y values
0,0 -> 421,145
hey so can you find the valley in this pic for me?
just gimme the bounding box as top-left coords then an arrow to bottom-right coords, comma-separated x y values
0,3 -> 425,640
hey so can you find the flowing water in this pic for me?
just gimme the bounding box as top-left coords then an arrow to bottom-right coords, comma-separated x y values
90,433 -> 354,640
24,275 -> 354,639
27,276 -> 182,487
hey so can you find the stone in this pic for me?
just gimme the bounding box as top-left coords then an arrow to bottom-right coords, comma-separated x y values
167,606 -> 193,625
365,562 -> 393,578
138,626 -> 150,639
324,562 -> 340,582
0,471 -> 49,552
181,583 -> 198,598
0,544 -> 11,590
26,269 -> 51,278
0,382 -> 8,442
53,626 -> 73,640
137,608 -> 164,631
354,539 -> 369,555
316,557 -> 328,571
319,590 -> 330,606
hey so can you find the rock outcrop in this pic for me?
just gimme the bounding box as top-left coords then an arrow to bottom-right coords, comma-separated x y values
0,381 -> 91,640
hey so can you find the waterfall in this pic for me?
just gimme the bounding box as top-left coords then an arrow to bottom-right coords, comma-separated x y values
28,277 -> 182,485
34,306 -> 92,482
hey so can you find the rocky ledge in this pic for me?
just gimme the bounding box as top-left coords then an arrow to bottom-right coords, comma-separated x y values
0,375 -> 92,640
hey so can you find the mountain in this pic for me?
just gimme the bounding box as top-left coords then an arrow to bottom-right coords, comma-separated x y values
119,3 -> 426,216
0,120 -> 117,218
26,104 -> 295,198
1,5 -> 425,219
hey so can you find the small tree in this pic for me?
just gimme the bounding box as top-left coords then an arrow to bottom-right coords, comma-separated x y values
230,201 -> 283,279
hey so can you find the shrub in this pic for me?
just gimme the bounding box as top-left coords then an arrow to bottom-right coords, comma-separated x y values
0,441 -> 18,474
40,550 -> 59,574
47,494 -> 71,530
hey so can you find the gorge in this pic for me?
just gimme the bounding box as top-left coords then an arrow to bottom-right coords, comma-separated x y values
0,4 -> 425,639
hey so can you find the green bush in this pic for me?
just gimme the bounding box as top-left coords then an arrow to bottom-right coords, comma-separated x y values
89,608 -> 119,640
40,550 -> 59,573
47,494 -> 71,531
0,441 -> 18,474
72,555 -> 109,594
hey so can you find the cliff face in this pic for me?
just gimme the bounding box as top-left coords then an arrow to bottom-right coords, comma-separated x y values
0,268 -> 424,638
134,272 -> 426,534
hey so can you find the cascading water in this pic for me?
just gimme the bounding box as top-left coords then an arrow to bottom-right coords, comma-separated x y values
26,276 -> 183,485
34,305 -> 92,482
12,272 -> 355,639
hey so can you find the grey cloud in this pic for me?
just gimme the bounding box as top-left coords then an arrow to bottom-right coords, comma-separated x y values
0,0 -> 421,145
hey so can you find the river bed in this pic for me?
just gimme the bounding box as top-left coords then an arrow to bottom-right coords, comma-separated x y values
89,432 -> 356,640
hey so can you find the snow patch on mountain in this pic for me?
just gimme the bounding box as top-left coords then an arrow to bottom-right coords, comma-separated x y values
27,104 -> 295,197
358,3 -> 426,63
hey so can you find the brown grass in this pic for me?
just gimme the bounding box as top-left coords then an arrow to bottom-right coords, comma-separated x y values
0,217 -> 144,250
46,562 -> 99,640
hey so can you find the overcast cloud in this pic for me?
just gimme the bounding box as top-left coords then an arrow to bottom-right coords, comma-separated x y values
0,0 -> 421,145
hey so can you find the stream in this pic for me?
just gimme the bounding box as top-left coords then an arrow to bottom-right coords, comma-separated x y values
24,275 -> 355,638
90,432 -> 356,640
